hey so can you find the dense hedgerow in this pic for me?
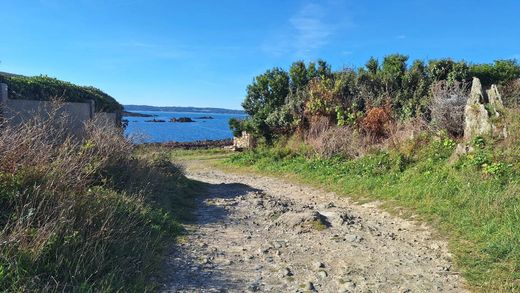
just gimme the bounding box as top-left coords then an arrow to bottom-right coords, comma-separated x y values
231,55 -> 520,142
0,106 -> 195,291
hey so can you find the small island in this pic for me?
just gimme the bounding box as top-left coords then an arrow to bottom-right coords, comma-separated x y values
145,118 -> 166,122
195,116 -> 214,120
170,117 -> 195,123
122,111 -> 155,118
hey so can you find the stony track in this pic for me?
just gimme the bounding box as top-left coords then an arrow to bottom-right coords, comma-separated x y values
161,162 -> 467,292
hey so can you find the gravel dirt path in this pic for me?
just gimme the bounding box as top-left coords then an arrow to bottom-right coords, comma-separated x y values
161,161 -> 467,292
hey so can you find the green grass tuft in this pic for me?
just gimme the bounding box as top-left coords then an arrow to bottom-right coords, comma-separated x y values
223,136 -> 520,292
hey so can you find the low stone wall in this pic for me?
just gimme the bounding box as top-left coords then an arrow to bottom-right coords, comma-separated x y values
149,139 -> 234,149
233,131 -> 256,150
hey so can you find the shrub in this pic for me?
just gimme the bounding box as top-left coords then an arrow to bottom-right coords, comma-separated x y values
470,59 -> 520,86
305,115 -> 331,141
500,78 -> 520,107
362,106 -> 392,138
308,126 -> 366,158
0,105 -> 192,291
229,118 -> 244,137
430,80 -> 469,137
305,78 -> 337,118
385,117 -> 431,155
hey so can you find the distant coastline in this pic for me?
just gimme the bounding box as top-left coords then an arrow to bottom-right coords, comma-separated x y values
122,111 -> 155,117
124,105 -> 245,115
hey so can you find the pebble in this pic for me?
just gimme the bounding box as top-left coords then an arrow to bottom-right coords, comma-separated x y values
339,280 -> 356,292
258,248 -> 269,254
430,243 -> 441,250
247,282 -> 261,292
344,234 -> 362,243
320,202 -> 336,209
200,257 -> 210,264
304,282 -> 315,291
318,270 -> 328,278
282,267 -> 293,277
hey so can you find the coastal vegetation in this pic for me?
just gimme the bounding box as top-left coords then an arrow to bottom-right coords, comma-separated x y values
230,56 -> 520,141
0,109 -> 197,291
226,55 -> 520,292
0,72 -> 122,112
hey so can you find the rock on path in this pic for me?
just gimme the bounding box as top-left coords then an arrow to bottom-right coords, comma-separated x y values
161,163 -> 467,292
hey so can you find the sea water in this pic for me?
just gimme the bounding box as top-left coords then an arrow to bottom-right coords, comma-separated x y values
123,111 -> 247,143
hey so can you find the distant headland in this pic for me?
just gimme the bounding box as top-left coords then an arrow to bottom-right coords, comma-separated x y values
124,105 -> 245,115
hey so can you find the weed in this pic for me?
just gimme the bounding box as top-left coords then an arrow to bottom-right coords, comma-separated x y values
0,108 -> 196,291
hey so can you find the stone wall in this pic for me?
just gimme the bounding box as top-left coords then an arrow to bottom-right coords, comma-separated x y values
233,131 -> 256,150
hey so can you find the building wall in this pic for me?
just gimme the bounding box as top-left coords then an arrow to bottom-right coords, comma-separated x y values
0,83 -> 118,137
94,112 -> 118,128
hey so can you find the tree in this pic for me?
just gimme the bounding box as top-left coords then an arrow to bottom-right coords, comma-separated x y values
241,68 -> 290,141
365,57 -> 379,75
289,61 -> 308,92
307,62 -> 318,81
399,60 -> 431,118
381,54 -> 408,87
317,59 -> 333,79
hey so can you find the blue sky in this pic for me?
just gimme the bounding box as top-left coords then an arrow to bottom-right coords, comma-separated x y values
0,0 -> 519,109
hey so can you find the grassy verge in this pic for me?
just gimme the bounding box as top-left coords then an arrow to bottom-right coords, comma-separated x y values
0,116 -> 199,291
221,135 -> 519,292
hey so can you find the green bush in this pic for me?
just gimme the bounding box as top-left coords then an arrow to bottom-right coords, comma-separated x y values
0,73 -> 122,112
235,56 -> 520,141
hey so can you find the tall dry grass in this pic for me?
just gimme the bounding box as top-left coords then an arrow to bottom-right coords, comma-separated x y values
0,104 -> 193,291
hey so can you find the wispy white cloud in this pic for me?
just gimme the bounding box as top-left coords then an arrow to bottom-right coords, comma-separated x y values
262,1 -> 352,58
289,3 -> 333,56
396,35 -> 406,40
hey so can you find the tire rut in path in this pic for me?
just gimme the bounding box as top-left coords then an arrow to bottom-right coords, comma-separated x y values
161,164 -> 467,293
